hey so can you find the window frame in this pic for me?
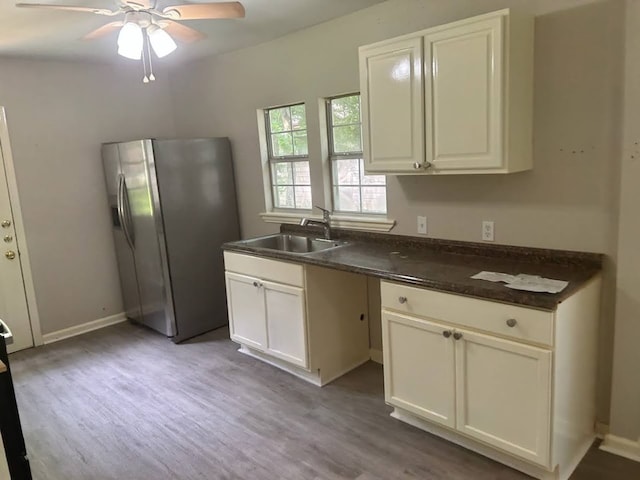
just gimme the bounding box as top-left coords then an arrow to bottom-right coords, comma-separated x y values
326,93 -> 387,215
264,103 -> 312,211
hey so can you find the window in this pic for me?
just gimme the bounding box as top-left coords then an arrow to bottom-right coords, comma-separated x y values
266,103 -> 311,209
327,94 -> 386,214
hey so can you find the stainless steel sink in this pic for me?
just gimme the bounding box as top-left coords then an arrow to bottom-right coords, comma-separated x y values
242,234 -> 347,254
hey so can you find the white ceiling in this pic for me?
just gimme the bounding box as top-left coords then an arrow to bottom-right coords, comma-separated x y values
0,0 -> 387,64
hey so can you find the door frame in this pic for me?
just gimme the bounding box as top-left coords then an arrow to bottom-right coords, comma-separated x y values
0,107 -> 42,346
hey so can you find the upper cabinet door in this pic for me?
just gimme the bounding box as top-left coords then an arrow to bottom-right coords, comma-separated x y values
425,16 -> 504,171
360,37 -> 425,173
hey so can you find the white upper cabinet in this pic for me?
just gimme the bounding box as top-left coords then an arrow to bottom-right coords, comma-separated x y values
359,9 -> 534,175
359,37 -> 424,173
425,16 -> 503,170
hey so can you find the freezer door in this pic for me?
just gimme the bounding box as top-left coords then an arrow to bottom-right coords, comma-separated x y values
118,140 -> 176,337
153,138 -> 240,342
101,143 -> 142,323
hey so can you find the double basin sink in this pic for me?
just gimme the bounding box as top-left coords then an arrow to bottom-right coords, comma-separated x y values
240,234 -> 348,255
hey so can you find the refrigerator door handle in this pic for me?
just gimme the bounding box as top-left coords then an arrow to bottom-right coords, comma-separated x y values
122,176 -> 136,248
117,174 -> 135,250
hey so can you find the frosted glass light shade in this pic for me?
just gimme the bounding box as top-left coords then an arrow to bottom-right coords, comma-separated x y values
148,26 -> 177,58
117,22 -> 143,60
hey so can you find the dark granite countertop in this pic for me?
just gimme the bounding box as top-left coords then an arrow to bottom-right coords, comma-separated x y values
223,225 -> 602,311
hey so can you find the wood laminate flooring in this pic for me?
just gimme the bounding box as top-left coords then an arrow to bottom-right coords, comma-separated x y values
9,322 -> 640,480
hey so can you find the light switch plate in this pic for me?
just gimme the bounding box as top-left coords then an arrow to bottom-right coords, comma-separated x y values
417,216 -> 427,235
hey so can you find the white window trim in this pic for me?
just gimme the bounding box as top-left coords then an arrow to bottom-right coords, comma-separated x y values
259,211 -> 395,233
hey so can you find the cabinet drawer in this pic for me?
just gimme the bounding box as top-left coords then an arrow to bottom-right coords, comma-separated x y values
381,281 -> 554,347
224,252 -> 304,287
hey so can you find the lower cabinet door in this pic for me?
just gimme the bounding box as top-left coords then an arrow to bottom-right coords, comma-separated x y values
263,280 -> 308,369
382,311 -> 456,428
225,272 -> 266,351
454,329 -> 552,466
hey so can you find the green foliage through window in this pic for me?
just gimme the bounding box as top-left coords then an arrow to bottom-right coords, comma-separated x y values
265,103 -> 311,209
267,104 -> 308,158
328,94 -> 386,215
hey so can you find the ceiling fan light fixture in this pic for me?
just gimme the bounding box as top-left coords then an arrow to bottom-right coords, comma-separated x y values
147,25 -> 177,58
117,22 -> 143,60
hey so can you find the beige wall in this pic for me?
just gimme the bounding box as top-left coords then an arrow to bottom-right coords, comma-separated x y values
169,0 -> 623,424
609,0 -> 640,444
0,57 -> 176,335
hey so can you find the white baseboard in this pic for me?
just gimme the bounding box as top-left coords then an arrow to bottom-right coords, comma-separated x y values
42,313 -> 127,345
370,348 -> 383,364
599,434 -> 640,463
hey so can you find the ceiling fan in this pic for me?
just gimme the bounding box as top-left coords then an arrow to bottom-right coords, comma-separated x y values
15,1 -> 245,82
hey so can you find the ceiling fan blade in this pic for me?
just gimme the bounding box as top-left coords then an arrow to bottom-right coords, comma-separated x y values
15,3 -> 119,16
161,21 -> 206,43
162,2 -> 245,20
121,0 -> 153,9
83,21 -> 124,40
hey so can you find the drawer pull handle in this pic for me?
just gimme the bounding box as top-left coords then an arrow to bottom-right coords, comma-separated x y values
442,330 -> 452,338
506,318 -> 517,328
398,296 -> 408,304
453,332 -> 463,341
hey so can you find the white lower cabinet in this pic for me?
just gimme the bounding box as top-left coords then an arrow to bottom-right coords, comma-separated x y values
226,272 -> 308,368
383,312 -> 455,428
224,252 -> 369,386
263,280 -> 307,368
455,329 -> 552,466
226,272 -> 267,351
381,278 -> 602,480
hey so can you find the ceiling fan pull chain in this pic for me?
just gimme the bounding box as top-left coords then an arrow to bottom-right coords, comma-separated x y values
141,29 -> 150,84
146,29 -> 156,82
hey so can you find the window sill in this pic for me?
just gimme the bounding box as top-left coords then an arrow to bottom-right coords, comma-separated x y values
259,211 -> 396,233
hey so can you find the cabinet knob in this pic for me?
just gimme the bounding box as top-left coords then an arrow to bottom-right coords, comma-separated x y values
506,318 -> 517,328
453,332 -> 463,340
398,296 -> 407,304
412,162 -> 433,170
253,281 -> 263,288
5,250 -> 15,260
442,330 -> 452,338
1,220 -> 11,228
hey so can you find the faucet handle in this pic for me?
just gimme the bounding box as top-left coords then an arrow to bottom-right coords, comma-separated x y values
314,205 -> 331,220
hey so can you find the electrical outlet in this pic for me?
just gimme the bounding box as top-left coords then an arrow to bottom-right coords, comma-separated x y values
417,216 -> 427,235
482,221 -> 495,242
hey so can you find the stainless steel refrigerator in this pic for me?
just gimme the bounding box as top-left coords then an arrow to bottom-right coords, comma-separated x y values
102,138 -> 240,342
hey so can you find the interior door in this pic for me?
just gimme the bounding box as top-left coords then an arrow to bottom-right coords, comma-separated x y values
119,140 -> 175,337
225,272 -> 266,351
382,311 -> 456,428
425,16 -> 503,170
454,329 -> 552,466
0,117 -> 33,353
263,280 -> 307,368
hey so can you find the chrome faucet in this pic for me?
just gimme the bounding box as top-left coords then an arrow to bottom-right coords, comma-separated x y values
300,206 -> 332,240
